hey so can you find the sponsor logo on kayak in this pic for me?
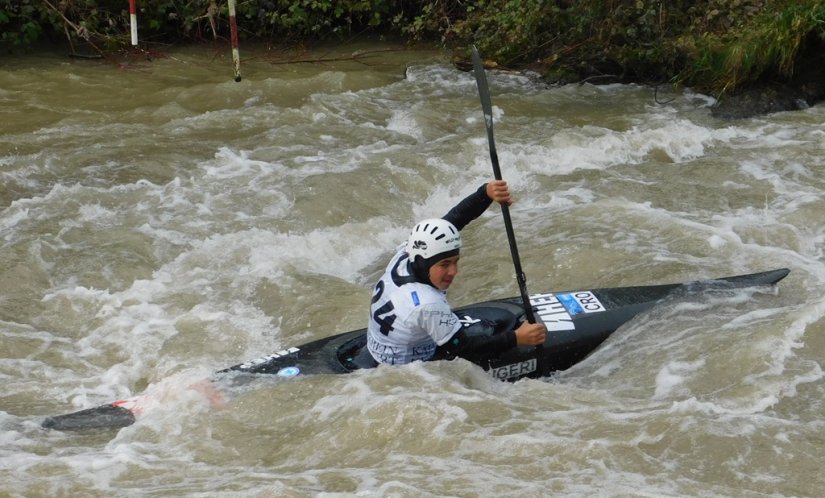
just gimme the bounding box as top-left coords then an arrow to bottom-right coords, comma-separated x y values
238,347 -> 300,370
490,358 -> 537,380
530,293 -> 575,331
529,291 -> 605,328
556,291 -> 605,315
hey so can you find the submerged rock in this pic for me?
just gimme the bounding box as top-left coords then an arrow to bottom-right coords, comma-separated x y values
710,84 -> 815,119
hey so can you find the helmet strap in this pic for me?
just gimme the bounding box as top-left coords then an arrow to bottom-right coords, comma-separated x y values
410,249 -> 460,288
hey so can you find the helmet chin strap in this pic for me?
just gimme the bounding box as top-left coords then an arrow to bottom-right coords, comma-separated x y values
409,257 -> 432,286
410,249 -> 460,287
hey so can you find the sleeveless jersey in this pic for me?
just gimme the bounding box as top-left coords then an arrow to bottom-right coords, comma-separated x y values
367,245 -> 461,365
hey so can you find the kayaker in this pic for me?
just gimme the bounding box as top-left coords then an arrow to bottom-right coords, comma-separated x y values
367,180 -> 547,365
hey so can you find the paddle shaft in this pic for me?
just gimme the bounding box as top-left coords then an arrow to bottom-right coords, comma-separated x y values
471,46 -> 536,324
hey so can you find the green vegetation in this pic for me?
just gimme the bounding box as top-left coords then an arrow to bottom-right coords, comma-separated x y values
0,0 -> 412,51
449,0 -> 825,95
676,1 -> 825,93
2,0 -> 824,96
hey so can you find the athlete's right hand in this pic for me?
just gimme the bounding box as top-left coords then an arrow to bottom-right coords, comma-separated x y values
486,179 -> 512,206
515,321 -> 546,346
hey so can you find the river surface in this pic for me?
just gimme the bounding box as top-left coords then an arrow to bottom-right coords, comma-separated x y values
2,43 -> 824,497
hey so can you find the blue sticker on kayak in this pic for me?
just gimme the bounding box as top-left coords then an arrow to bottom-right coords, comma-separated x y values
557,291 -> 605,315
277,366 -> 301,377
557,293 -> 584,315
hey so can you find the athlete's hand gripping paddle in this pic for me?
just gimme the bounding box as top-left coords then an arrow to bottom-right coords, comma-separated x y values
471,46 -> 537,325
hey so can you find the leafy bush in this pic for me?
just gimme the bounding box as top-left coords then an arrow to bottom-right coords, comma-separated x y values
448,0 -> 555,64
0,0 -> 46,49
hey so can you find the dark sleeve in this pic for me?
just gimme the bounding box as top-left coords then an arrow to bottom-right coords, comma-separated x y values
436,328 -> 517,361
442,183 -> 493,231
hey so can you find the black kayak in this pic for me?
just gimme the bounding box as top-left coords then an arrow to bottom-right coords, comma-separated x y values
42,268 -> 790,431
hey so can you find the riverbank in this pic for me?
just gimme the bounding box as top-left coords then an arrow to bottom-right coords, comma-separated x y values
5,1 -> 825,114
17,36 -> 823,121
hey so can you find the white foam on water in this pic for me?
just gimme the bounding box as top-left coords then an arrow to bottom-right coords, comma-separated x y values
0,205 -> 30,240
204,147 -> 287,179
653,359 -> 706,399
508,115 -> 758,177
403,64 -> 481,94
386,107 -> 425,141
25,191 -> 406,408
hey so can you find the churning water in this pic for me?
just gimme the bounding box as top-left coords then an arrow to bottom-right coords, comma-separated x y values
2,43 -> 824,497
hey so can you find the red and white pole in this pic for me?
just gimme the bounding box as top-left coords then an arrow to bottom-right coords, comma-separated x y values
228,0 -> 241,82
129,0 -> 138,46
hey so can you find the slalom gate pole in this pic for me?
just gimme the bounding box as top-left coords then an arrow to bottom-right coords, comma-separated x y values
228,0 -> 242,82
129,0 -> 138,46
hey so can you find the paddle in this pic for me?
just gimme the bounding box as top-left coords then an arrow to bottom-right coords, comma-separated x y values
470,46 -> 536,325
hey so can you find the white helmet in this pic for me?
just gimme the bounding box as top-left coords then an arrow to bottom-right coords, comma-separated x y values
406,218 -> 461,261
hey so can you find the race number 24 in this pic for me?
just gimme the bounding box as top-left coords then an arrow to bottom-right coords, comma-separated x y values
371,281 -> 396,335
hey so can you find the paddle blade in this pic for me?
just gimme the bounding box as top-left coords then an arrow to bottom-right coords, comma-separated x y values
471,46 -> 503,181
471,46 -> 495,135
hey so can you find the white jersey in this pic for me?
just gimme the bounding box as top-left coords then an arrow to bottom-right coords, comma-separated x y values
367,245 -> 461,365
